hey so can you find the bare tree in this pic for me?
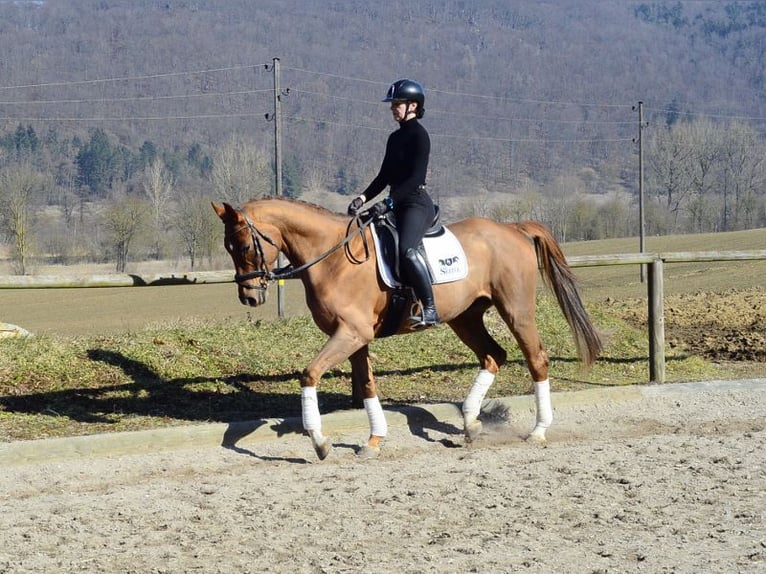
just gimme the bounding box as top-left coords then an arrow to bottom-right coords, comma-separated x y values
685,119 -> 721,232
141,157 -> 175,259
210,136 -> 272,206
174,193 -> 220,269
718,121 -> 766,230
101,191 -> 149,272
0,164 -> 47,274
540,175 -> 582,242
647,124 -> 695,230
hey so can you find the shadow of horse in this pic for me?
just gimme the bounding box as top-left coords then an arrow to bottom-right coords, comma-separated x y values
0,346 -> 649,427
1,345 -> 655,462
0,348 -> 474,457
387,404 -> 464,449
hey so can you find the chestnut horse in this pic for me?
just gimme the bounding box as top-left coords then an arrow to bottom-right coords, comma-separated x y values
213,197 -> 602,460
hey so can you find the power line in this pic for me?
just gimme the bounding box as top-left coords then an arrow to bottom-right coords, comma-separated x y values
0,88 -> 272,106
289,88 -> 636,126
2,62 -> 763,126
1,61 -> 763,144
430,132 -> 636,144
1,112 -> 271,122
0,63 -> 270,91
284,113 -> 634,144
283,66 -> 386,87
284,65 -> 637,110
284,66 -> 766,123
426,108 -> 636,126
427,86 -> 636,110
284,114 -> 390,134
643,105 -> 766,123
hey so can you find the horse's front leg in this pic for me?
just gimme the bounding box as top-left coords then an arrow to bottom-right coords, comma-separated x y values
349,346 -> 387,458
300,328 -> 368,460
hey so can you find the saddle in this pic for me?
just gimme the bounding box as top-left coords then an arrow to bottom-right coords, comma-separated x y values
367,207 -> 468,337
369,207 -> 467,288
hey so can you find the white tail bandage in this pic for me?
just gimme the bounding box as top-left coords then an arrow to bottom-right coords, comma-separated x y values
534,379 -> 552,430
364,397 -> 388,437
462,369 -> 495,423
301,386 -> 322,432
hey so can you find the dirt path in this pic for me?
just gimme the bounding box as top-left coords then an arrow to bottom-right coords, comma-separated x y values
1,380 -> 764,574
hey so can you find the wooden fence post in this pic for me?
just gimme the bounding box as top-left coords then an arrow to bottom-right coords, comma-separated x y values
647,258 -> 665,383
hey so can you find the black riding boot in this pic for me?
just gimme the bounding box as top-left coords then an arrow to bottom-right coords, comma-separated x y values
403,248 -> 440,328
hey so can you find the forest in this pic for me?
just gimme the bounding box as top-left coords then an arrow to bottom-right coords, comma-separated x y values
1,0 -> 765,273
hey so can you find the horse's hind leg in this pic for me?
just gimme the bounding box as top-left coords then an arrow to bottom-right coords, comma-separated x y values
349,345 -> 387,458
494,300 -> 552,444
448,307 -> 507,443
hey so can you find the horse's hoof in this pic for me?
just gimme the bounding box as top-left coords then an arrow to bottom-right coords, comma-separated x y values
526,430 -> 547,445
313,437 -> 332,460
464,420 -> 483,443
356,445 -> 381,459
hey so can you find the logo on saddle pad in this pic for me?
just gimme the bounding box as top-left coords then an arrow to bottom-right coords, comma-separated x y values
370,224 -> 469,289
438,256 -> 462,274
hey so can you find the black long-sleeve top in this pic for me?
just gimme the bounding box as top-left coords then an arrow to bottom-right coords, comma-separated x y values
362,118 -> 430,205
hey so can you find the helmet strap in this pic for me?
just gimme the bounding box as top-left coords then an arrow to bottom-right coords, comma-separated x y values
399,102 -> 417,123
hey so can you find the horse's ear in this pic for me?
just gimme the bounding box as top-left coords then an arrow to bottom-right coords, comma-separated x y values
212,202 -> 241,222
211,202 -> 226,220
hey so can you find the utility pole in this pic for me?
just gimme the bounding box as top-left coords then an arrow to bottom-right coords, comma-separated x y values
271,57 -> 285,318
634,101 -> 648,282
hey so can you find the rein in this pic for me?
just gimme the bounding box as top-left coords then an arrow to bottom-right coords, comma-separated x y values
231,211 -> 373,286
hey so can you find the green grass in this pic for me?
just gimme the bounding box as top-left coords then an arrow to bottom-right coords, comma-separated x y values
0,295 -> 731,442
1,228 -> 764,441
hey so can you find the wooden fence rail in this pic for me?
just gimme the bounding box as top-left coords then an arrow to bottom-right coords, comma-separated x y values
2,250 -> 766,383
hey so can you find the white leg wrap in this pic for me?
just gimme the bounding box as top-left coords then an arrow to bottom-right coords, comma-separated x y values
533,378 -> 552,432
462,369 -> 495,424
364,397 -> 388,437
301,386 -> 322,432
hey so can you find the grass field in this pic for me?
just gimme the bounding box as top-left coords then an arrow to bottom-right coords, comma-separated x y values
2,228 -> 765,337
0,228 -> 764,441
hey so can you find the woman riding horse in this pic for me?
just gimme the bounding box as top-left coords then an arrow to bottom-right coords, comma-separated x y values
347,78 -> 439,328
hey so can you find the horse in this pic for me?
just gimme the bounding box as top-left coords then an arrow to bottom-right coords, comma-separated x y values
212,197 -> 602,460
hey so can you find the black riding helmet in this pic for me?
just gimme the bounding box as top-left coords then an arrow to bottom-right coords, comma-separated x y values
383,79 -> 425,118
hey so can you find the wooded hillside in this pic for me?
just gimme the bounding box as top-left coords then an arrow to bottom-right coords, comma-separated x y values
1,1 -> 765,270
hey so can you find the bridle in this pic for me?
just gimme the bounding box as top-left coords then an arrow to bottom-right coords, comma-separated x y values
227,210 -> 374,289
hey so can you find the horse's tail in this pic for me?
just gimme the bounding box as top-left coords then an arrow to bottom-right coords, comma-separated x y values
514,221 -> 603,366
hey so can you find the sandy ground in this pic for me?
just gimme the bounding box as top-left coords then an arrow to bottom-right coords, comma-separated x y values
1,380 -> 765,574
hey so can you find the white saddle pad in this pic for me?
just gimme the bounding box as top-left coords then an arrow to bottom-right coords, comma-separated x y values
371,225 -> 469,289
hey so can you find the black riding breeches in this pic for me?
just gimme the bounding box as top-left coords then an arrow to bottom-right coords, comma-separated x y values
394,195 -> 435,256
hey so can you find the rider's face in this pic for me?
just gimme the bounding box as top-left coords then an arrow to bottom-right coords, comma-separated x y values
390,100 -> 415,122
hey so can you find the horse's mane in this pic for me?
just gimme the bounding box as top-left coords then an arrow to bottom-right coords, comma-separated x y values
244,195 -> 346,219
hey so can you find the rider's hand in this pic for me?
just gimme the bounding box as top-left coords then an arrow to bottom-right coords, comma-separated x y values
347,195 -> 365,216
369,199 -> 392,218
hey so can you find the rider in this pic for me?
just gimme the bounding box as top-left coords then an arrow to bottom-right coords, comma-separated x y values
347,78 -> 440,328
